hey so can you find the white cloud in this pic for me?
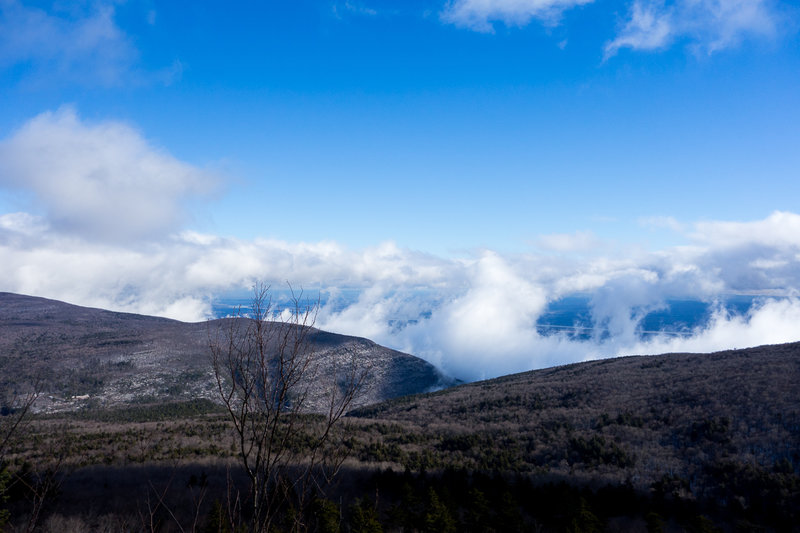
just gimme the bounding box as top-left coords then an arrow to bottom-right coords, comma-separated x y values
605,0 -> 779,58
0,211 -> 46,236
0,0 -> 139,86
0,210 -> 799,380
639,215 -> 686,232
1,112 -> 798,380
332,1 -> 387,20
343,1 -> 378,16
604,0 -> 674,58
317,211 -> 800,380
441,0 -> 594,32
440,0 -> 782,57
691,211 -> 800,249
627,297 -> 800,354
0,108 -> 218,243
535,230 -> 602,253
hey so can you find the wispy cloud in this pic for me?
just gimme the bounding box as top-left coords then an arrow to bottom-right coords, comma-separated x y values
604,0 -> 779,58
344,1 -> 378,16
0,0 -> 139,86
332,1 -> 384,19
535,230 -> 603,253
441,0 -> 594,31
439,0 -> 782,57
604,0 -> 674,56
0,1 -> 180,86
639,215 -> 686,232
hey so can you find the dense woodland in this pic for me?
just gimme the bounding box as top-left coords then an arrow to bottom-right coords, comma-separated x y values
2,341 -> 799,532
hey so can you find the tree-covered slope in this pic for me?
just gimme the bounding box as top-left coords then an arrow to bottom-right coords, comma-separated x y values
0,292 -> 446,412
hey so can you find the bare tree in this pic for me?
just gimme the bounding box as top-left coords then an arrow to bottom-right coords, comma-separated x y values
210,284 -> 367,533
138,470 -> 209,533
1,385 -> 39,530
0,389 -> 37,458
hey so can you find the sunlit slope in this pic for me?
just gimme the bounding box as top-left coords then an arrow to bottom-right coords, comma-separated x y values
0,292 -> 446,413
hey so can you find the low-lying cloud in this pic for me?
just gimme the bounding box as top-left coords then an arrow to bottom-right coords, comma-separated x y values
314,232 -> 800,380
1,110 -> 799,382
2,207 -> 799,381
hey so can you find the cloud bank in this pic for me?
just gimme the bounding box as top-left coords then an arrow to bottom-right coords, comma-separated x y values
1,110 -> 799,381
1,208 -> 799,381
315,218 -> 800,380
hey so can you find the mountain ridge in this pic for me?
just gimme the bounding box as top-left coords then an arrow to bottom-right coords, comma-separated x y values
0,292 -> 448,413
3,293 -> 799,529
346,340 -> 799,497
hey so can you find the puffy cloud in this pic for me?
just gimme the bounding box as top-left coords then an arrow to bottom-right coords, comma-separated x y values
316,212 -> 800,380
0,209 -> 799,380
0,212 -> 457,322
0,0 -> 138,86
0,108 -> 218,243
604,0 -> 778,58
441,0 -> 594,32
627,297 -> 800,355
691,211 -> 800,249
1,112 -> 798,379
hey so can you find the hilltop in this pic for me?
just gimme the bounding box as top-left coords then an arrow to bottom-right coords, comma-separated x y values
0,292 -> 447,412
342,342 -> 800,529
351,341 -> 799,480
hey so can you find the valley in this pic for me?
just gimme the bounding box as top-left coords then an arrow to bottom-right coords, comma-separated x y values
1,294 -> 799,531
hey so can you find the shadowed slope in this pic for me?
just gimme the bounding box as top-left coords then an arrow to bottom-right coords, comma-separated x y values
349,342 -> 800,506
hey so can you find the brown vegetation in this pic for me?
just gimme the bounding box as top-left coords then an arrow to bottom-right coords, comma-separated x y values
2,310 -> 799,530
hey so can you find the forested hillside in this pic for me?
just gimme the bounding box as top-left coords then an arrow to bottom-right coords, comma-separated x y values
3,340 -> 798,531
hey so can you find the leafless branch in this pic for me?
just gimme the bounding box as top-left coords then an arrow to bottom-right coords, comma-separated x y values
210,283 -> 366,532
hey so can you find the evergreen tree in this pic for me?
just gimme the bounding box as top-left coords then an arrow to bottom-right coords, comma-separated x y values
466,487 -> 491,532
0,464 -> 10,530
311,497 -> 341,533
424,488 -> 455,533
566,498 -> 603,533
496,490 -> 523,532
349,498 -> 382,533
202,500 -> 231,533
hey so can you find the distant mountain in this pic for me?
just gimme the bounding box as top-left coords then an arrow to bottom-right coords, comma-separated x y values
0,292 -> 449,413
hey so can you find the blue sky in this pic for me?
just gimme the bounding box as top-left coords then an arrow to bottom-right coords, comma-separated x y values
1,0 -> 800,379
